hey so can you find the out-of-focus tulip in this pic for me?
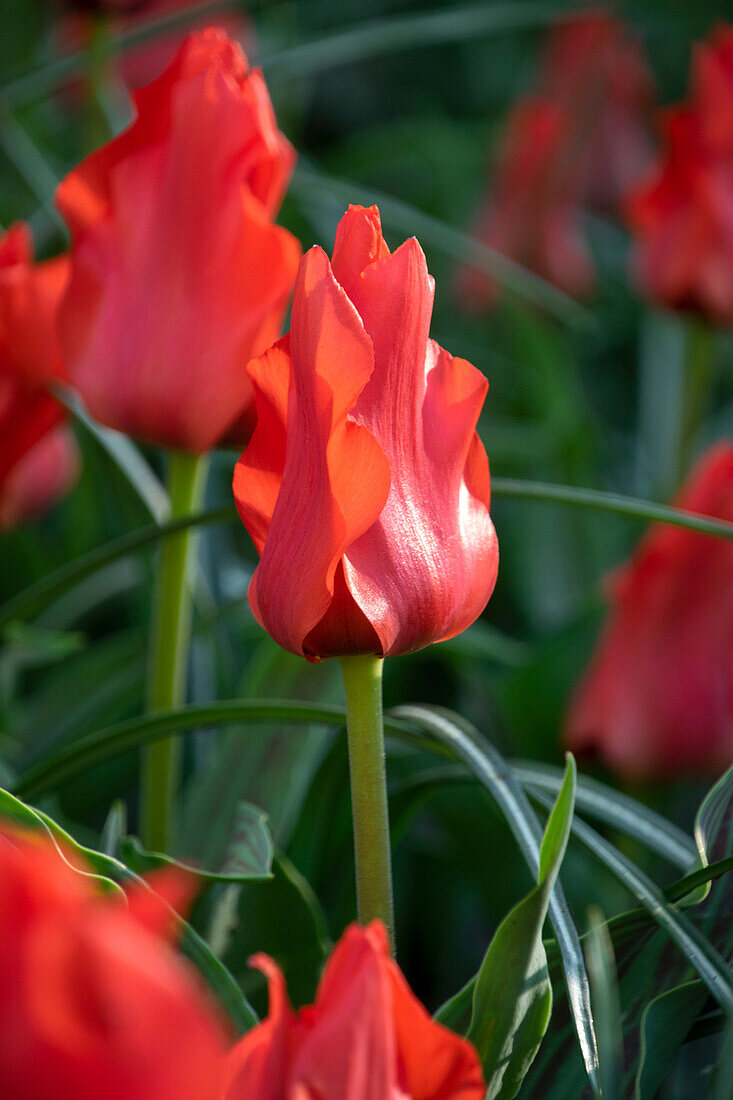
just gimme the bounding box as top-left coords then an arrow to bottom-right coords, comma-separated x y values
56,28 -> 301,453
626,106 -> 733,322
461,12 -> 654,308
0,225 -> 79,529
0,827 -> 227,1099
565,443 -> 733,779
458,98 -> 594,308
626,23 -> 733,322
540,12 -> 655,210
225,921 -> 486,1099
690,24 -> 733,156
56,1 -> 249,93
234,204 -> 498,661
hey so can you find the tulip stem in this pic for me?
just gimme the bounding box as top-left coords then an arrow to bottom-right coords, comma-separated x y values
140,449 -> 209,852
681,320 -> 715,471
339,654 -> 395,949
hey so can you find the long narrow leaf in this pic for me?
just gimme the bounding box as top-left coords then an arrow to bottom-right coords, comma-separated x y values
390,704 -> 601,1096
528,788 -> 733,1014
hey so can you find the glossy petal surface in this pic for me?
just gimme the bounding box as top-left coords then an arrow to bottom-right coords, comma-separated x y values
234,205 -> 497,660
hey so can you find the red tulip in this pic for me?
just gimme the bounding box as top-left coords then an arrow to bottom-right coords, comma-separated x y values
458,98 -> 594,309
234,204 -> 498,661
626,105 -> 733,323
0,225 -> 79,528
540,12 -> 655,210
0,827 -> 227,1099
565,443 -> 733,779
690,24 -> 733,156
56,28 -> 301,452
626,24 -> 733,322
225,921 -> 485,1099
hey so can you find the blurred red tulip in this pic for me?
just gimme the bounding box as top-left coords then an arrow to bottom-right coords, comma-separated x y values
459,98 -> 594,308
565,443 -> 733,779
57,28 -> 301,452
626,23 -> 733,322
461,11 -> 654,309
690,24 -> 733,156
234,204 -> 498,661
225,921 -> 486,1099
0,827 -> 227,1099
540,12 -> 655,210
0,225 -> 79,529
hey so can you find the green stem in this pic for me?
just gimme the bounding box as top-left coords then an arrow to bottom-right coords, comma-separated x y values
339,655 -> 395,948
681,320 -> 716,473
140,450 -> 209,851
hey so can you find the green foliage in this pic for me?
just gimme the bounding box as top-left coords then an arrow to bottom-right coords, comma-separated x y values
466,755 -> 576,1099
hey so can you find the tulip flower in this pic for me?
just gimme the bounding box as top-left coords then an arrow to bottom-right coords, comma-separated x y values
57,28 -> 301,850
56,27 -> 300,453
626,24 -> 733,323
235,203 -> 497,938
234,204 -> 498,661
460,13 -> 655,308
225,921 -> 486,1099
458,98 -> 594,308
0,225 -> 79,529
540,12 -> 655,211
0,827 -> 227,1099
565,443 -> 733,779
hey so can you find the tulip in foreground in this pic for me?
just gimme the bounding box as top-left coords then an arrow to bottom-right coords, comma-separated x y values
226,921 -> 486,1099
0,224 -> 79,529
0,827 -> 226,1099
234,204 -> 498,661
566,442 -> 733,779
234,203 -> 497,940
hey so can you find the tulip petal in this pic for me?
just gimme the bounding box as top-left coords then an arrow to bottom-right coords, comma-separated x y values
225,954 -> 295,1100
331,203 -> 391,294
248,246 -> 390,658
233,335 -> 291,556
342,239 -> 497,655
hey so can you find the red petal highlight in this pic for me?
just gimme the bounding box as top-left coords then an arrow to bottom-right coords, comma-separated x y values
331,203 -> 391,294
342,238 -> 497,655
245,246 -> 390,657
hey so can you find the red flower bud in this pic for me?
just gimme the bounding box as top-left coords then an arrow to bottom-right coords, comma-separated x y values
234,205 -> 498,661
56,28 -> 301,452
565,443 -> 733,779
225,921 -> 485,1099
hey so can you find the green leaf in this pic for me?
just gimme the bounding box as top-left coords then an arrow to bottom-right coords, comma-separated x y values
390,705 -> 601,1097
586,907 -> 622,1100
467,756 -> 576,1099
523,764 -> 733,1098
0,787 -> 125,897
490,477 -> 733,541
119,801 -> 274,884
0,505 -> 233,632
0,788 -> 258,1033
634,981 -> 709,1100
